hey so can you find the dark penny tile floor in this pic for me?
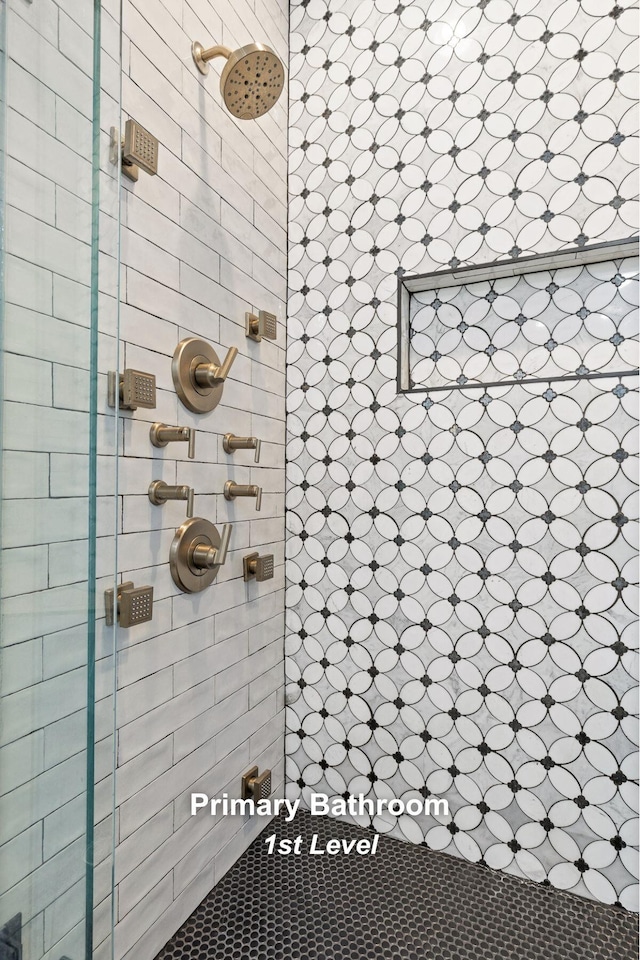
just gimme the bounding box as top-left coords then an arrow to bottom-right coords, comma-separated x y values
155,810 -> 637,960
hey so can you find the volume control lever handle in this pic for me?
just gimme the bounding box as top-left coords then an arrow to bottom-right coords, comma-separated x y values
194,346 -> 238,387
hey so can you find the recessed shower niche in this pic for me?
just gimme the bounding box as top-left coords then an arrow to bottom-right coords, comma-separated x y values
398,239 -> 639,393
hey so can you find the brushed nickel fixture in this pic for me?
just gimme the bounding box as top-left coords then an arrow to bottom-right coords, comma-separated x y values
110,119 -> 159,181
172,338 -> 238,414
243,552 -> 274,582
223,433 -> 261,463
107,369 -> 156,410
169,517 -> 232,593
241,766 -> 272,801
148,481 -> 195,518
224,481 -> 262,511
245,309 -> 277,342
191,41 -> 285,120
150,423 -> 196,459
105,581 -> 154,627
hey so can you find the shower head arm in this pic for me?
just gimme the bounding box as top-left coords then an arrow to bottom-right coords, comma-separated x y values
192,41 -> 232,75
199,44 -> 232,63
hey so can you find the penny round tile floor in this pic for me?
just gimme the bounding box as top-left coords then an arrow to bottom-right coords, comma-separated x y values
155,810 -> 637,960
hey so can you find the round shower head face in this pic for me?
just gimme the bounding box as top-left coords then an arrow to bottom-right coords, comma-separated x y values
221,43 -> 285,120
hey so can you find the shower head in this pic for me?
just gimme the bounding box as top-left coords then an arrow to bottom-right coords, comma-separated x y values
191,41 -> 285,120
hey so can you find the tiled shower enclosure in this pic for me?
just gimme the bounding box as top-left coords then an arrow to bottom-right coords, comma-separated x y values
0,0 -> 637,958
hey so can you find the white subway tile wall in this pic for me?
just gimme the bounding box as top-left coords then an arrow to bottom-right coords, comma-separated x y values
108,0 -> 288,956
1,2 -> 98,958
1,1 -> 287,959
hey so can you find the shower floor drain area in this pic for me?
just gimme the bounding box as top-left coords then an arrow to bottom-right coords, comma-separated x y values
155,810 -> 637,960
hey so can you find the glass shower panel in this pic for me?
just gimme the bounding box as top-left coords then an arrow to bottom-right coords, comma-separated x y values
0,1 -> 120,958
93,0 -> 125,957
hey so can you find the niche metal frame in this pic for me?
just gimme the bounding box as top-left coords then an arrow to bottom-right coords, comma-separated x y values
396,237 -> 639,395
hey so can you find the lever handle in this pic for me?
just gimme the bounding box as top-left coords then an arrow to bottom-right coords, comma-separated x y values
194,346 -> 238,387
216,346 -> 238,382
223,434 -> 261,463
191,523 -> 232,569
148,481 -> 194,518
150,423 -> 196,459
217,523 -> 232,565
223,481 -> 262,511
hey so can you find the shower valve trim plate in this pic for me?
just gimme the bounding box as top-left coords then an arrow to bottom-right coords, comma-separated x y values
169,518 -> 232,593
172,338 -> 238,413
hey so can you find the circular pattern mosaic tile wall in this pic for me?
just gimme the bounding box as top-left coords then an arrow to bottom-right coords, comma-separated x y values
286,0 -> 639,907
